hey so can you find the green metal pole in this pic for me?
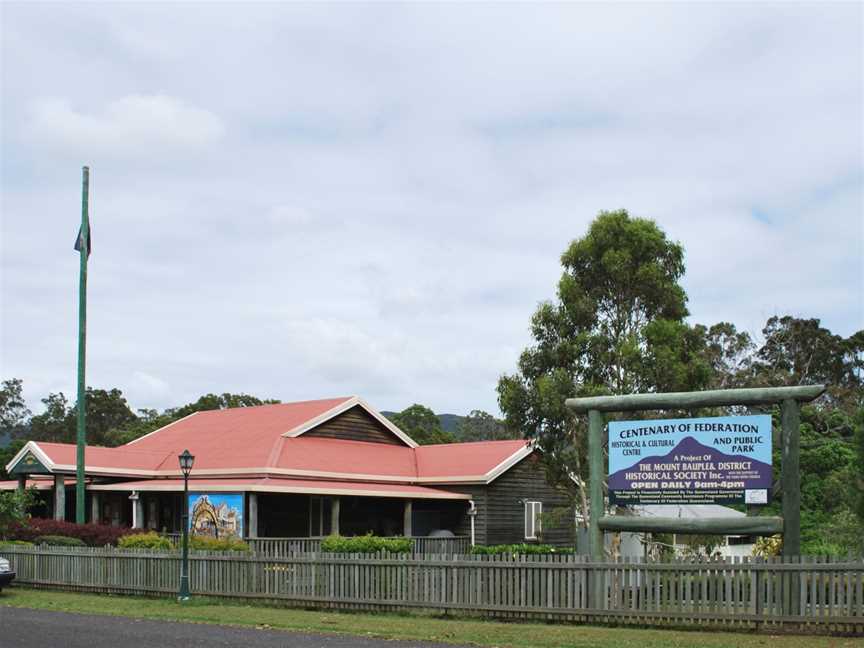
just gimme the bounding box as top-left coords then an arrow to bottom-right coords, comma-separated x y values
179,475 -> 190,601
75,166 -> 90,524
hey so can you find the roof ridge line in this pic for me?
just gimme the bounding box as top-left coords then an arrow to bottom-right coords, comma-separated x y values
265,433 -> 286,471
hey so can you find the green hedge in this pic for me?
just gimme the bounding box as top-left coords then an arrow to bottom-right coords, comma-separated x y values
321,534 -> 413,554
0,539 -> 34,546
38,535 -> 87,547
118,532 -> 173,550
115,532 -> 249,552
470,544 -> 574,556
190,536 -> 249,552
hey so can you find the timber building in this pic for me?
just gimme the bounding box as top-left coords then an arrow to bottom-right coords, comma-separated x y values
2,397 -> 574,546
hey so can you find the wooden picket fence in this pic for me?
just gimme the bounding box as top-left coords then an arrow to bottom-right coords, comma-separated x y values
2,546 -> 862,634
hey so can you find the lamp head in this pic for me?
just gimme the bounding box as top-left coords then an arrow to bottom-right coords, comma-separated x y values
178,449 -> 195,477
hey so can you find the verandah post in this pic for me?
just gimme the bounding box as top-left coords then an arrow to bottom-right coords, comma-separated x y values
247,492 -> 258,539
54,474 -> 65,521
403,499 -> 413,537
331,496 -> 340,535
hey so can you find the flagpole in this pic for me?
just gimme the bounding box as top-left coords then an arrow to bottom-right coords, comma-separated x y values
75,165 -> 90,524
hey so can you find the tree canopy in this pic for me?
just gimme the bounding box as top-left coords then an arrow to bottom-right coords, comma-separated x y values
497,210 -> 712,523
385,404 -> 456,445
456,410 -> 519,442
497,208 -> 863,555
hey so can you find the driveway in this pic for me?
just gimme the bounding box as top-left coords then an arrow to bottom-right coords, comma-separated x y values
0,607 -> 472,648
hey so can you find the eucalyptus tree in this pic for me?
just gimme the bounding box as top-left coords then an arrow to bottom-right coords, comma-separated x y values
497,209 -> 712,523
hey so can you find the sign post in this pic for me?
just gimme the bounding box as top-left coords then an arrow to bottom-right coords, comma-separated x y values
567,385 -> 823,569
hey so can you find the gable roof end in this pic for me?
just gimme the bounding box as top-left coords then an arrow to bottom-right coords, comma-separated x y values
281,396 -> 418,448
5,441 -> 56,475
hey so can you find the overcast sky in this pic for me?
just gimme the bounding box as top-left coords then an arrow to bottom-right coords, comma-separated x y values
1,2 -> 862,417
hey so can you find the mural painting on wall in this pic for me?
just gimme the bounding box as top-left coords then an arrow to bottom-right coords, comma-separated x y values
188,493 -> 244,539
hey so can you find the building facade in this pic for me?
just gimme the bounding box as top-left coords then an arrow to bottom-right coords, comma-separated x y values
2,397 -> 575,546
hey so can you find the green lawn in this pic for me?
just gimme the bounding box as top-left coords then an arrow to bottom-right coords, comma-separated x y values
1,587 -> 861,648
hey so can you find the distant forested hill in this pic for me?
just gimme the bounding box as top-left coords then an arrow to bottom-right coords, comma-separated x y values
436,414 -> 464,433
381,411 -> 465,435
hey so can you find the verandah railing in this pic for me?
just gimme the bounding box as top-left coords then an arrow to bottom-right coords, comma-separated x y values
247,535 -> 471,556
158,535 -> 472,556
2,545 -> 862,633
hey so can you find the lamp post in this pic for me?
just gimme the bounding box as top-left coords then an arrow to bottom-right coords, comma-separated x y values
178,449 -> 194,601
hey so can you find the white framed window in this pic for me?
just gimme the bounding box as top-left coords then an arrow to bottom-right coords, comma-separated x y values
524,500 -> 542,540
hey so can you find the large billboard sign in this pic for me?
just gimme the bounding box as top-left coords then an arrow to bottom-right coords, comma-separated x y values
188,492 -> 244,539
608,415 -> 772,505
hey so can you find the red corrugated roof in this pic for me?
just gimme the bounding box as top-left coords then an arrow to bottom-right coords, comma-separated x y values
35,442 -> 169,472
415,440 -> 529,479
11,397 -> 532,486
128,397 -> 354,471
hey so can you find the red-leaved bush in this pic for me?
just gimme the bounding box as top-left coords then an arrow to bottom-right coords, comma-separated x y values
8,518 -> 146,547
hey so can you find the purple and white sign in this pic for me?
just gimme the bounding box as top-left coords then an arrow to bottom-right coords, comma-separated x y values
608,415 -> 772,505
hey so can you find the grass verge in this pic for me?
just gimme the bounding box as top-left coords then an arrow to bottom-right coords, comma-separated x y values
1,587 -> 861,648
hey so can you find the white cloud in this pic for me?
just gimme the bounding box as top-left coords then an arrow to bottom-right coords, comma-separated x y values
1,2 -> 861,417
26,94 -> 224,157
127,371 -> 171,409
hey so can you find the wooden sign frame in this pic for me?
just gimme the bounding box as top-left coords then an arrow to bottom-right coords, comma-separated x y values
565,384 -> 825,560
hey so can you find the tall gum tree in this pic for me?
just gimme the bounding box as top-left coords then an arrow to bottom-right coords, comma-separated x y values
497,209 -> 712,529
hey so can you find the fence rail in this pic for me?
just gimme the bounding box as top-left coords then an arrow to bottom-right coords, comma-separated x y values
2,546 -> 862,634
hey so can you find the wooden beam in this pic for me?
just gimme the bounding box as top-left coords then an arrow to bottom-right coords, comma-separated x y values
587,409 -> 604,560
566,385 -> 825,413
781,398 -> 801,556
331,496 -> 340,535
598,515 -> 784,535
403,500 -> 413,537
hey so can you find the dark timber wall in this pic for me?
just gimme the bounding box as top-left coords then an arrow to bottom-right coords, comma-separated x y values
439,452 -> 575,547
484,453 -> 574,546
304,406 -> 405,445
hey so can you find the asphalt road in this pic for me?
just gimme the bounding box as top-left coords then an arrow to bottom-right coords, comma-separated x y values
0,607 -> 472,648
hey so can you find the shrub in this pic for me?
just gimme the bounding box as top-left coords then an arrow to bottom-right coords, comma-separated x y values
753,535 -> 782,557
470,543 -> 574,556
0,539 -> 33,546
118,532 -> 172,551
8,518 -> 137,547
190,535 -> 249,552
321,533 -> 413,554
38,535 -> 86,547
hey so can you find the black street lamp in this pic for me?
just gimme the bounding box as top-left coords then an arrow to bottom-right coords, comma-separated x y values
178,449 -> 194,601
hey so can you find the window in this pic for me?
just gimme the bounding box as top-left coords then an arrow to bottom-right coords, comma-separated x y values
524,500 -> 542,540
